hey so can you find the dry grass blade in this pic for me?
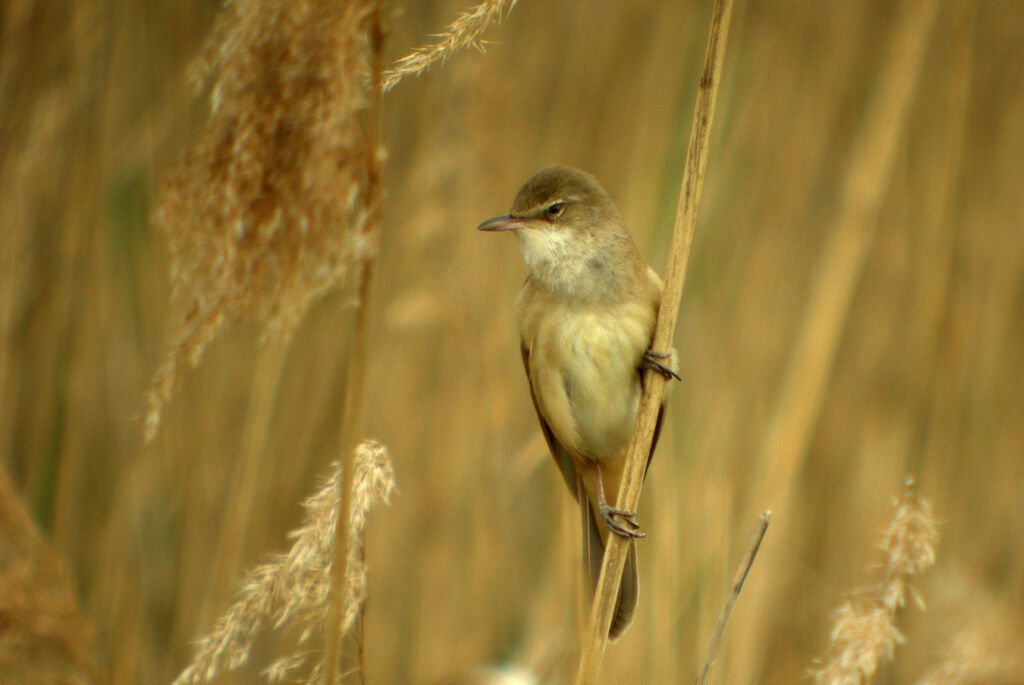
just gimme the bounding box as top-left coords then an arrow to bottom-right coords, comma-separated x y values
381,0 -> 517,91
320,4 -> 385,682
171,440 -> 395,685
695,511 -> 771,685
574,1 -> 735,682
811,481 -> 938,685
143,0 -> 382,441
753,0 -> 940,506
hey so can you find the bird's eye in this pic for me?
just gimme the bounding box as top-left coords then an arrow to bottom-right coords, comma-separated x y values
545,202 -> 566,220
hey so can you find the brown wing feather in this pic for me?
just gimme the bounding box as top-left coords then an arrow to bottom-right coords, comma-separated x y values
646,405 -> 666,477
521,344 -> 668,490
520,342 -> 580,500
519,341 -> 663,641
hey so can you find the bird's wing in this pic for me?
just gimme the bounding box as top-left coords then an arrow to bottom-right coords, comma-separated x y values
520,341 -> 579,500
520,341 -> 669,495
519,340 -> 653,640
639,362 -> 668,477
647,405 -> 666,478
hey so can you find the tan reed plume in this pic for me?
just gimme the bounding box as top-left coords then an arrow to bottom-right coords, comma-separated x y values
917,631 -> 1024,685
144,0 -> 382,441
171,439 -> 395,685
0,467 -> 101,684
811,480 -> 938,685
382,0 -> 517,91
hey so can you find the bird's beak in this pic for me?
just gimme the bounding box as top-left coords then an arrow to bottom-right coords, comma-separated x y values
477,214 -> 523,232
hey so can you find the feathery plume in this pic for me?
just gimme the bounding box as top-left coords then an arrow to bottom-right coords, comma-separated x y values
811,480 -> 938,685
917,630 -> 1024,685
382,0 -> 517,91
144,0 -> 382,441
171,440 -> 395,685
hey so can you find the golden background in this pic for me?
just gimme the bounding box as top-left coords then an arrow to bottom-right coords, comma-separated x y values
2,0 -> 1022,683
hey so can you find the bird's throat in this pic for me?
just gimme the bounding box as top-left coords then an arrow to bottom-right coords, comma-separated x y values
516,229 -> 631,302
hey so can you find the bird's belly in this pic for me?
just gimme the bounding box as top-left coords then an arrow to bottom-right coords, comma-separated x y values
531,307 -> 650,462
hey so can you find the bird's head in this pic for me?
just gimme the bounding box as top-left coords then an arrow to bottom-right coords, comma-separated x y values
477,166 -> 633,287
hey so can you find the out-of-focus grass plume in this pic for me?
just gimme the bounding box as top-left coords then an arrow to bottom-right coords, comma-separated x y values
811,483 -> 937,685
145,0 -> 381,441
2,1 -> 1024,683
0,469 -> 100,684
381,0 -> 517,91
171,440 -> 394,685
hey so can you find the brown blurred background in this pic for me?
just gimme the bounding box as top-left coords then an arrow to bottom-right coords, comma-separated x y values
2,0 -> 1023,683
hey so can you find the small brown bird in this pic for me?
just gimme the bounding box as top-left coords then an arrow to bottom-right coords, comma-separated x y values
478,166 -> 677,639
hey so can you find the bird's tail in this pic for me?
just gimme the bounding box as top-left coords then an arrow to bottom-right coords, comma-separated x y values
581,494 -> 639,640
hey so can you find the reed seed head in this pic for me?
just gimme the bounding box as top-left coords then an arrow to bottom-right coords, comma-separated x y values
144,0 -> 382,441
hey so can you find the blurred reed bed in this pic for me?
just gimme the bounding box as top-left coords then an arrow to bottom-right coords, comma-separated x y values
140,3 -> 387,682
0,468 -> 100,684
2,0 -> 1024,684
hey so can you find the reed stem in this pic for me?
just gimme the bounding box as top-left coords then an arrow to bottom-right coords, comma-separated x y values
573,1 -> 735,682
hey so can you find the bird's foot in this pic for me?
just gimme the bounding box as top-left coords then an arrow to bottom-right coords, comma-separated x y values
599,504 -> 646,539
641,349 -> 681,381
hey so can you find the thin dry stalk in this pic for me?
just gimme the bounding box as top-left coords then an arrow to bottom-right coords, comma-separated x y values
144,0 -> 382,441
753,0 -> 940,507
381,0 -> 517,91
695,511 -> 771,685
811,481 -> 938,685
322,256 -> 377,685
171,440 -> 395,685
200,337 -> 289,626
321,4 -> 385,683
574,0 -> 735,682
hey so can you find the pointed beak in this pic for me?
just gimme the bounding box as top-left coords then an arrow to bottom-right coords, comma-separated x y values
477,214 -> 523,232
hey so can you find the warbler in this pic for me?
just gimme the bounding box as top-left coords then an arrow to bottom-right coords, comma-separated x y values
478,166 -> 677,639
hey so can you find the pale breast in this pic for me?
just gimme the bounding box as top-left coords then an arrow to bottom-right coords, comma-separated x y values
520,296 -> 656,463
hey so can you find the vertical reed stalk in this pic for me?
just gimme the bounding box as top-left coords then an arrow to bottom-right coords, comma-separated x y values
574,1 -> 734,682
321,5 -> 385,684
201,337 -> 288,626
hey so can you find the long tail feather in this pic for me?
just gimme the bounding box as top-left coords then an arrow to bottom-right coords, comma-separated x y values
579,484 -> 638,640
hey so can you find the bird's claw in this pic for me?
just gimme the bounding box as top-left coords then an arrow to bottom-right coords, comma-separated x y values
641,349 -> 681,381
600,504 -> 646,539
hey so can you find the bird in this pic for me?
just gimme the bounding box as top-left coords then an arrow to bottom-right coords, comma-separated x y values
478,165 -> 678,640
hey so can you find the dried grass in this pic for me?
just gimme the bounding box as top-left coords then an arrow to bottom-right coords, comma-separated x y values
811,482 -> 938,685
144,0 -> 382,441
0,468 -> 100,685
917,630 -> 1024,685
734,3 -> 940,679
171,439 -> 395,685
382,0 -> 517,91
3,1 -> 1024,683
